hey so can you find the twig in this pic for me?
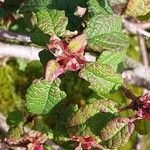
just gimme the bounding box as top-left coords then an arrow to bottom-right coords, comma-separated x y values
0,113 -> 9,133
122,68 -> 150,90
123,57 -> 150,89
121,86 -> 138,101
0,29 -> 31,43
123,56 -> 142,69
135,135 -> 143,150
139,22 -> 150,29
122,17 -> 150,37
139,35 -> 149,67
0,42 -> 43,61
139,35 -> 149,95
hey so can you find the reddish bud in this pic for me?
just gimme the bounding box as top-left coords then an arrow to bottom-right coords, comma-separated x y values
46,34 -> 87,81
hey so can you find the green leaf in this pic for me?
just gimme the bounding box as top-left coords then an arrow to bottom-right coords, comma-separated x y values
67,100 -> 117,137
20,0 -> 53,12
36,9 -> 68,36
79,62 -> 123,97
125,0 -> 150,17
100,118 -> 135,149
135,119 -> 150,135
57,104 -> 78,126
84,14 -> 129,52
68,100 -> 117,127
26,79 -> 66,114
88,0 -> 113,15
97,50 -> 126,72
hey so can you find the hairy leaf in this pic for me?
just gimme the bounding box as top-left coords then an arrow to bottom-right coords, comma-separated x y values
79,62 -> 123,97
67,100 -> 117,137
45,60 -> 64,81
87,0 -> 113,15
125,0 -> 150,17
20,0 -> 53,12
36,9 -> 68,36
100,118 -> 135,149
26,79 -> 66,114
84,14 -> 129,52
97,50 -> 126,72
68,100 -> 117,127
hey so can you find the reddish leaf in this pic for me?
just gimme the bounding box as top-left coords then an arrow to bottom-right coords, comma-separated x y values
47,35 -> 66,57
67,33 -> 87,55
137,94 -> 150,121
45,60 -> 65,81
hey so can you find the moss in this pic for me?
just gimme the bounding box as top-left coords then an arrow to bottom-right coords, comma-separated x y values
0,66 -> 21,116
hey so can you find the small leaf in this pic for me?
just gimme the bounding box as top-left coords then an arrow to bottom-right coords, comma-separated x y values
100,118 -> 135,149
26,79 -> 66,114
45,60 -> 65,81
84,14 -> 129,52
97,50 -> 126,72
36,9 -> 68,36
125,0 -> 150,17
68,33 -> 87,54
79,62 -> 123,97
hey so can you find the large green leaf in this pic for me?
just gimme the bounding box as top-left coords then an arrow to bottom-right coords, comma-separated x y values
125,0 -> 150,17
84,14 -> 129,52
26,79 -> 66,114
100,118 -> 135,149
97,50 -> 126,72
87,0 -> 113,15
67,100 -> 117,137
68,100 -> 117,127
79,62 -> 123,97
36,9 -> 68,36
